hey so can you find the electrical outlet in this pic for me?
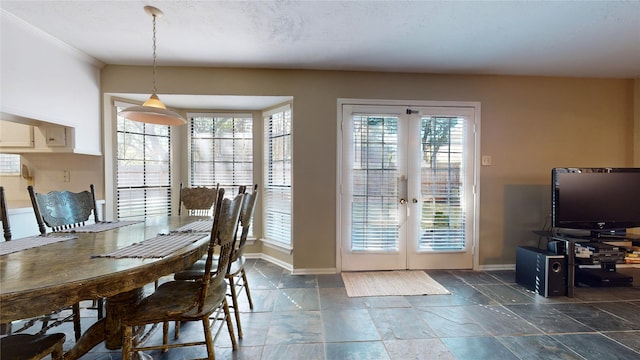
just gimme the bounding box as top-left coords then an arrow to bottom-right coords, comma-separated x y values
63,170 -> 70,182
481,155 -> 492,166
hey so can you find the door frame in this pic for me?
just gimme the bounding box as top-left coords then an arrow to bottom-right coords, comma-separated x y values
336,98 -> 481,272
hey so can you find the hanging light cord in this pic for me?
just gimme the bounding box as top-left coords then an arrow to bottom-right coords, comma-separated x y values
151,13 -> 158,95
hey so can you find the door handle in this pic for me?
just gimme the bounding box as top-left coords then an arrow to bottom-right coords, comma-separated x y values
399,198 -> 407,205
413,198 -> 418,203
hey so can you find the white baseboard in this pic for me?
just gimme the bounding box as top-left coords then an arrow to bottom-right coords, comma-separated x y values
291,267 -> 338,275
245,252 -> 337,274
245,252 -> 293,272
478,264 -> 516,271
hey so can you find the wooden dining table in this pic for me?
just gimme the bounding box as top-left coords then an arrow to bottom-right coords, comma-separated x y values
0,215 -> 212,360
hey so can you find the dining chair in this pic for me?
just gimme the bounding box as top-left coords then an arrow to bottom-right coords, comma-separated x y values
2,186 -> 81,340
178,182 -> 219,216
121,188 -> 244,360
27,184 -> 101,339
174,184 -> 259,338
0,186 -> 12,241
0,333 -> 66,360
28,184 -> 99,235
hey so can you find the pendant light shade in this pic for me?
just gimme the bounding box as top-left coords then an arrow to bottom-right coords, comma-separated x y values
119,6 -> 186,126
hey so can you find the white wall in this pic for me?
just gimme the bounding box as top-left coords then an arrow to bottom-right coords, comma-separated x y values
0,10 -> 103,155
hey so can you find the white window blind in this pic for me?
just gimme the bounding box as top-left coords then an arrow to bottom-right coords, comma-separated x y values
351,115 -> 399,251
263,105 -> 292,246
116,106 -> 172,219
419,116 -> 466,251
188,113 -> 253,196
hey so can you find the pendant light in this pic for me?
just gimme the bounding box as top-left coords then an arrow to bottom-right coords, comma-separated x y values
119,6 -> 186,126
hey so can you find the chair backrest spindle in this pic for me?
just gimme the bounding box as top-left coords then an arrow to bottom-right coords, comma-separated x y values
0,186 -> 12,241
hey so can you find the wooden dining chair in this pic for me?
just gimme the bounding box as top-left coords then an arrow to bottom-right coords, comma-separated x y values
174,184 -> 259,338
0,186 -> 12,241
0,333 -> 66,360
178,182 -> 219,216
2,186 -> 82,340
28,184 -> 99,235
121,188 -> 244,360
27,184 -> 101,339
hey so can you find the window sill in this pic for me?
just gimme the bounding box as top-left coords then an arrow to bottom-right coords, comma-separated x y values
259,238 -> 293,255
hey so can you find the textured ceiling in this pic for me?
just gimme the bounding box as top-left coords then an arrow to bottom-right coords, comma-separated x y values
2,0 -> 639,78
2,1 -> 639,109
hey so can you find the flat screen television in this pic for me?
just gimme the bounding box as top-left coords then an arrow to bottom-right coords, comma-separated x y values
551,167 -> 640,238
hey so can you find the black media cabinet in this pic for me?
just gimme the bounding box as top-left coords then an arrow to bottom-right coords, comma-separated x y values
532,231 -> 637,297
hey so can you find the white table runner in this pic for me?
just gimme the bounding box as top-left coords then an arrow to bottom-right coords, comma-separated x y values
0,234 -> 79,256
92,233 -> 208,259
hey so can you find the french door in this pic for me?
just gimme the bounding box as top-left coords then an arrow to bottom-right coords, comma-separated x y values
339,103 -> 478,271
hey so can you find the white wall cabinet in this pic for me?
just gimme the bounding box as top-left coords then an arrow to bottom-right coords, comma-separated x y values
0,120 -> 72,153
0,121 -> 34,148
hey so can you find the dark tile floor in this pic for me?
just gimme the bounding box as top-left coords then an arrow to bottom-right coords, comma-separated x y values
15,260 -> 640,359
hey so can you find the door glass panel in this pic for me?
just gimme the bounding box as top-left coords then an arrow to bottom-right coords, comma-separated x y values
351,115 -> 399,251
419,116 -> 466,251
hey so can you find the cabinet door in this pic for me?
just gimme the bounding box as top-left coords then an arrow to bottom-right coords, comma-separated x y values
44,126 -> 66,147
0,121 -> 34,147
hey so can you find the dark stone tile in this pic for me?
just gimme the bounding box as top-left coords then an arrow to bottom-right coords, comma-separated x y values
246,269 -> 282,290
318,287 -> 367,310
325,341 -> 390,360
425,270 -> 468,287
317,273 -> 344,288
449,270 -> 503,285
487,270 -> 517,284
265,311 -> 324,345
362,295 -> 412,309
209,345 -> 264,360
505,303 -> 593,334
215,312 -> 271,348
551,303 -> 638,331
573,286 -> 634,302
262,343 -> 325,360
322,309 -> 380,342
442,336 -> 519,359
591,301 -> 640,325
498,335 -> 583,360
467,305 -> 542,336
369,307 -> 437,340
273,288 -> 320,312
604,331 -> 640,353
278,274 -> 318,288
406,284 -> 496,307
236,288 -> 278,312
473,284 -> 536,304
415,306 -> 489,338
552,333 -> 640,360
384,338 -> 455,360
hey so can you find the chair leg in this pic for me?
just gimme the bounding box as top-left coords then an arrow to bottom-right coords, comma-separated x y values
97,298 -> 104,319
73,302 -> 82,341
174,321 -> 180,339
223,299 -> 238,351
241,269 -> 254,310
52,339 -> 65,360
0,322 -> 12,335
162,321 -> 169,353
201,317 -> 215,360
122,325 -> 133,360
228,276 -> 243,339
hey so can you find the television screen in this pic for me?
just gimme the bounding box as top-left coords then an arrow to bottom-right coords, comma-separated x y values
551,167 -> 640,237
